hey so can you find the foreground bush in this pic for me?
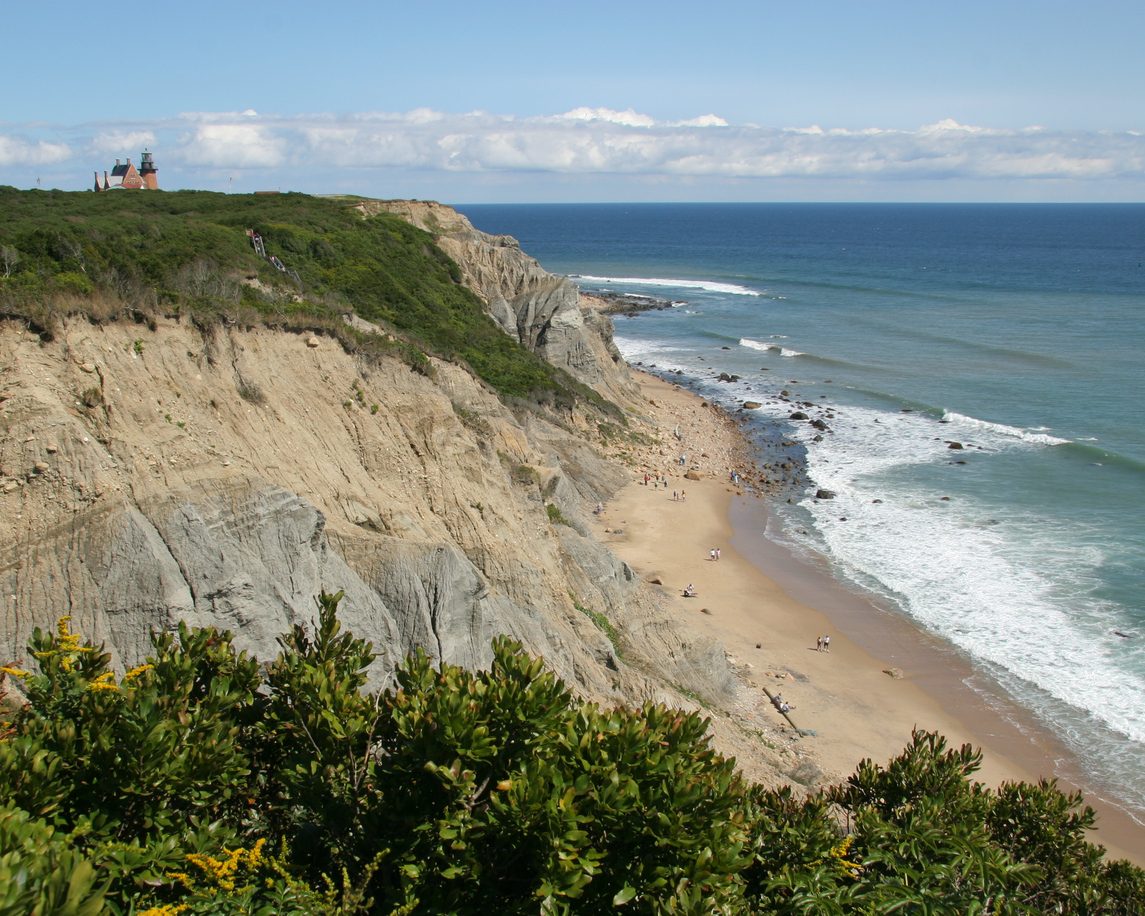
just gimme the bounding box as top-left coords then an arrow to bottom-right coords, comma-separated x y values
1,594 -> 1143,914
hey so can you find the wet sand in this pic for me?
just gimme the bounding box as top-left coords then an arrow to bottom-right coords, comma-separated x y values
598,369 -> 1144,865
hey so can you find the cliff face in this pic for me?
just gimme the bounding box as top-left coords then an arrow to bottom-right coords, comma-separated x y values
363,200 -> 641,411
0,311 -> 730,710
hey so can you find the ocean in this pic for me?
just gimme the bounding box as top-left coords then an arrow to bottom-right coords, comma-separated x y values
458,202 -> 1145,822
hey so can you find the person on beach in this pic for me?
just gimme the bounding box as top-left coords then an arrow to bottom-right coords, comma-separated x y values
680,490 -> 686,501
644,474 -> 649,486
716,548 -> 721,561
710,548 -> 716,561
823,635 -> 831,653
816,636 -> 823,652
673,490 -> 678,501
595,503 -> 603,515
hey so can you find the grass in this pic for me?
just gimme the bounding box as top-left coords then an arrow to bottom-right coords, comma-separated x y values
570,593 -> 622,659
545,503 -> 572,526
0,186 -> 621,416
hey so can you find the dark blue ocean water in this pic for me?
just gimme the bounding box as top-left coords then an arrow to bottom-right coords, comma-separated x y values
460,203 -> 1145,817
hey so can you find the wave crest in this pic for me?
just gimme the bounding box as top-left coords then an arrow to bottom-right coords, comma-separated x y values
942,410 -> 1070,446
574,275 -> 760,296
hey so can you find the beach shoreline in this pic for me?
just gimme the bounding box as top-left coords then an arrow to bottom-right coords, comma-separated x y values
601,368 -> 1145,865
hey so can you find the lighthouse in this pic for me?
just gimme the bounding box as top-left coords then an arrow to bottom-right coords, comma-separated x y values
139,150 -> 159,190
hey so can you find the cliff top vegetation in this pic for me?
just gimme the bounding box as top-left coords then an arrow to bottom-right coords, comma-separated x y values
0,186 -> 616,415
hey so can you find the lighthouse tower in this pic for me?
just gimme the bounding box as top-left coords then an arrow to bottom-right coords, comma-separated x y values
139,149 -> 159,190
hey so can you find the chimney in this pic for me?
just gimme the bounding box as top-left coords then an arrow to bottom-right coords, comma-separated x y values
116,159 -> 120,166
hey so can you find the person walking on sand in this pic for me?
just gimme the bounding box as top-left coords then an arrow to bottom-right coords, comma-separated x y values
710,548 -> 716,561
680,490 -> 686,501
823,635 -> 831,653
673,490 -> 677,501
816,636 -> 823,652
716,548 -> 721,561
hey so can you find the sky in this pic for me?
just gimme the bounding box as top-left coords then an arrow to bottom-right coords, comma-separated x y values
3,0 -> 1144,202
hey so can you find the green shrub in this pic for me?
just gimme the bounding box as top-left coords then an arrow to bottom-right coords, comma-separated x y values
545,503 -> 571,526
2,596 -> 1143,914
0,803 -> 107,916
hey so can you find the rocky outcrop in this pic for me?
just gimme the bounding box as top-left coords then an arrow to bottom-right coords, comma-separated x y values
0,315 -> 730,710
363,200 -> 641,411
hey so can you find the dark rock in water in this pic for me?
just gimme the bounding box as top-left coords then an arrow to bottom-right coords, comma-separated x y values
810,419 -> 830,431
730,374 -> 740,382
901,408 -> 913,412
761,367 -> 770,370
1114,631 -> 1133,638
839,517 -> 847,521
812,434 -> 823,442
743,401 -> 762,409
789,411 -> 809,420
780,389 -> 789,396
941,496 -> 951,501
816,489 -> 836,500
872,498 -> 883,503
948,442 -> 964,450
956,460 -> 967,464
721,346 -> 731,349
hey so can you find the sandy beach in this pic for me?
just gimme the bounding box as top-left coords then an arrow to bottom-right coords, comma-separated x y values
596,369 -> 1145,865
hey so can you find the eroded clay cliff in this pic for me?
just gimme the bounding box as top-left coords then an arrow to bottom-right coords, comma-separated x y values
363,200 -> 641,411
0,307 -> 739,712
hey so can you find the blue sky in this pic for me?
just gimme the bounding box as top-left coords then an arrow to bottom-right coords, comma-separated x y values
4,0 -> 1143,201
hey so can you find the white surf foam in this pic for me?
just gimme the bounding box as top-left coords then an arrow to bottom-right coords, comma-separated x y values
739,338 -> 772,352
573,275 -> 761,296
757,401 -> 1145,757
942,410 -> 1070,446
779,348 -> 805,357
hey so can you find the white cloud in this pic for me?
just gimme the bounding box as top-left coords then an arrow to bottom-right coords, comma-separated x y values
176,123 -> 287,168
5,110 -> 1145,188
86,129 -> 157,158
0,134 -> 72,167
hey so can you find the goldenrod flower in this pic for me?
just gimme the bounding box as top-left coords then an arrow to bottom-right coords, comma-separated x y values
88,672 -> 118,692
0,666 -> 30,680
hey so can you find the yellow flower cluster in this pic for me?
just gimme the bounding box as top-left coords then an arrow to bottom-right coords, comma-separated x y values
33,616 -> 94,670
0,666 -> 30,680
137,905 -> 189,916
88,671 -> 118,692
125,663 -> 155,681
176,838 -> 268,894
829,835 -> 862,878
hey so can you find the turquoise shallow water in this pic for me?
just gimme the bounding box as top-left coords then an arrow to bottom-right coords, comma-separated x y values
460,202 -> 1145,818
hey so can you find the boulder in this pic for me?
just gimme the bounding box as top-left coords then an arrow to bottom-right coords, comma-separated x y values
789,411 -> 809,420
883,667 -> 905,679
684,469 -> 704,481
743,401 -> 761,409
815,489 -> 836,500
948,441 -> 964,450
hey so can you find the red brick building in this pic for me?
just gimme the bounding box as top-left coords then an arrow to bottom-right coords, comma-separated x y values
94,150 -> 158,191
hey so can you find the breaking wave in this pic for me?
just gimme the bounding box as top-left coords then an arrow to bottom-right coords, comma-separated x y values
942,411 -> 1070,446
574,275 -> 760,296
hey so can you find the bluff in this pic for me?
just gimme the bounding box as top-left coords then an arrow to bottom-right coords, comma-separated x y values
0,193 -> 737,723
